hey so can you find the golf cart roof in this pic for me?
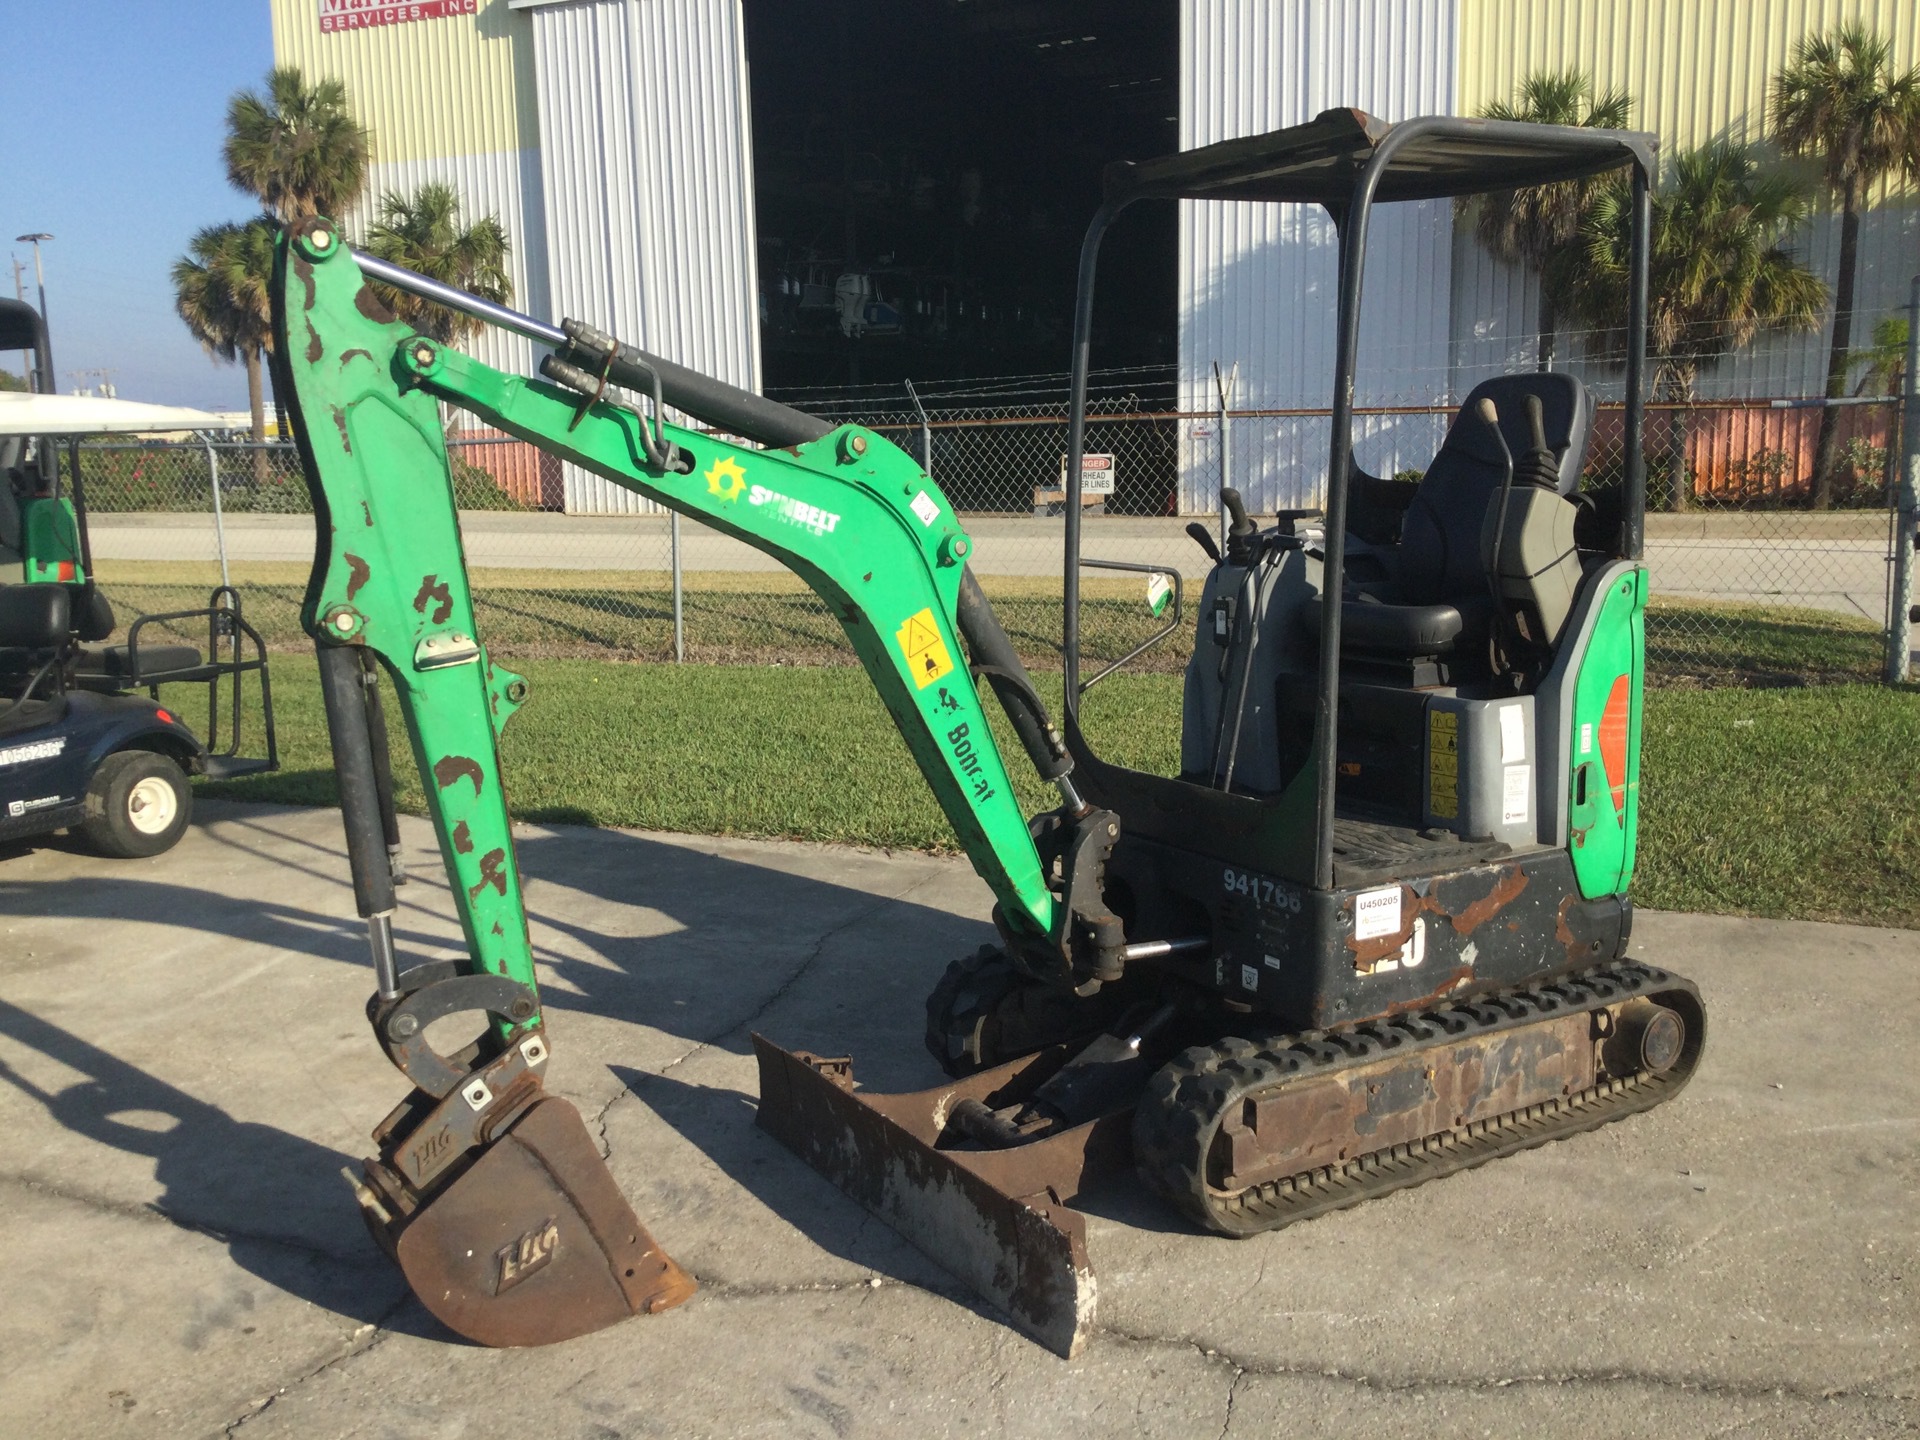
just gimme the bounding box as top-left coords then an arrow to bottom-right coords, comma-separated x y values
0,391 -> 231,437
1104,108 -> 1657,207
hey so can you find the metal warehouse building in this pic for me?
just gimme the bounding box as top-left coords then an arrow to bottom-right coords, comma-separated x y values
274,0 -> 1919,515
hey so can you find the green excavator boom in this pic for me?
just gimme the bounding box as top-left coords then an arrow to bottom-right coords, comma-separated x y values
270,216 -> 1082,1348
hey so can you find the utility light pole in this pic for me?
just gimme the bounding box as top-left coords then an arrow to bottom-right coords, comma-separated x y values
15,233 -> 52,392
8,254 -> 25,388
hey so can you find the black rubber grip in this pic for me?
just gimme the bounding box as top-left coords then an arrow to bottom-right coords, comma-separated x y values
956,567 -> 1071,783
316,643 -> 397,919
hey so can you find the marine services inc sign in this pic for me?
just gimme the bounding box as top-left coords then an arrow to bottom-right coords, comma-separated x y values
319,0 -> 477,31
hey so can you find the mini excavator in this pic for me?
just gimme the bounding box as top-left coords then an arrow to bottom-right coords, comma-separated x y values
271,110 -> 1703,1357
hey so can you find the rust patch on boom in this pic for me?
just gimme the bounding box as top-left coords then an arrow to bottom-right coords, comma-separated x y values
432,755 -> 484,797
355,284 -> 396,324
468,848 -> 509,902
414,576 -> 454,625
344,553 -> 370,601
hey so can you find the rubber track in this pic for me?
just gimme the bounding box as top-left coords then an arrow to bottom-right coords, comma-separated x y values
1133,961 -> 1704,1236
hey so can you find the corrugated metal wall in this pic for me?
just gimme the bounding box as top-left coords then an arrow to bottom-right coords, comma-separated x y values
1177,0 -> 1920,512
1177,0 -> 1462,514
270,2 -> 547,382
525,0 -> 761,513
356,149 -> 552,383
271,0 -> 539,162
1455,0 -> 1920,400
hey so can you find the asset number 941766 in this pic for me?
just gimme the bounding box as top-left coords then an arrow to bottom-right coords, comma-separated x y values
1222,867 -> 1302,912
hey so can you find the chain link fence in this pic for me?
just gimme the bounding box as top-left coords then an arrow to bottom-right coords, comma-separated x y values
64,374 -> 1906,688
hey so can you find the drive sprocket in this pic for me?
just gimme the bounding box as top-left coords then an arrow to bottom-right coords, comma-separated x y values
925,944 -> 1140,1076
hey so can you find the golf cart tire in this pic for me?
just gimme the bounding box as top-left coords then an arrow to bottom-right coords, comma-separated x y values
82,750 -> 192,859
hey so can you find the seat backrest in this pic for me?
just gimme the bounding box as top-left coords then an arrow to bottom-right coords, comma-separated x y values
1395,373 -> 1592,604
68,584 -> 115,642
0,583 -> 72,651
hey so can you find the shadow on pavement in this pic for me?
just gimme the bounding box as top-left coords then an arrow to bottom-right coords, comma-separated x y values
1,807 -> 1006,1339
0,1000 -> 446,1341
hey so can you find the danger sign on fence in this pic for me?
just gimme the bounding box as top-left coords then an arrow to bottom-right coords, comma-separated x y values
1058,452 -> 1115,495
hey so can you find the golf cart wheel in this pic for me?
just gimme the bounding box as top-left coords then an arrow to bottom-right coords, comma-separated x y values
81,751 -> 192,859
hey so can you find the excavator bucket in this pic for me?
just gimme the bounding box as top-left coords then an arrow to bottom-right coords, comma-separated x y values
752,1036 -> 1131,1357
360,1094 -> 696,1347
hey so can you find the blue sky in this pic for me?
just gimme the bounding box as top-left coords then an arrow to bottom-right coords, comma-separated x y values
1,1 -> 273,409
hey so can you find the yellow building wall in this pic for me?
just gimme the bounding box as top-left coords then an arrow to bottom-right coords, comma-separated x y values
268,0 -> 539,164
1460,0 -> 1920,193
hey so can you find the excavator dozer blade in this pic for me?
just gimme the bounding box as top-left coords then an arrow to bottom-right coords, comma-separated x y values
368,1095 -> 696,1347
752,1035 -> 1132,1358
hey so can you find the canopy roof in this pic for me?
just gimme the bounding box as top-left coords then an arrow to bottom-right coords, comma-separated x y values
1105,108 -> 1656,207
0,392 -> 231,437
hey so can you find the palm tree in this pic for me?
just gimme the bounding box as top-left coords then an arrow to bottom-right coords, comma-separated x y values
1770,24 -> 1920,508
172,219 -> 279,477
363,183 -> 512,345
1552,143 -> 1827,508
1849,314 -> 1910,397
1850,313 -> 1912,506
224,67 -> 371,223
1459,71 -> 1632,371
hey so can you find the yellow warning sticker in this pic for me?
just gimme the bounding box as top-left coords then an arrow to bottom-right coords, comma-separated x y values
896,608 -> 955,690
1429,709 -> 1459,819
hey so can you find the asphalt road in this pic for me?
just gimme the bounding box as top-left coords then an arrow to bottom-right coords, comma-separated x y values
89,511 -> 1896,621
1,801 -> 1914,1438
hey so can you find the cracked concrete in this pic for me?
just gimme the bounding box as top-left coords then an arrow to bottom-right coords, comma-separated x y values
1,800 -> 1914,1439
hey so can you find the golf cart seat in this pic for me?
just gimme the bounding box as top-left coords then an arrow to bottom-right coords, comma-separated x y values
1304,372 -> 1593,675
0,581 -> 71,658
74,640 -> 207,685
0,584 -> 71,725
51,587 -> 205,686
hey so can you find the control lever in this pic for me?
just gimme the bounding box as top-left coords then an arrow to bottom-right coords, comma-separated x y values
1478,398 -> 1527,669
1515,393 -> 1559,490
1222,487 -> 1258,565
1184,521 -> 1222,563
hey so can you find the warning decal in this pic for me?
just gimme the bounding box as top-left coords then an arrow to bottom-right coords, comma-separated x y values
896,608 -> 955,690
1429,709 -> 1459,819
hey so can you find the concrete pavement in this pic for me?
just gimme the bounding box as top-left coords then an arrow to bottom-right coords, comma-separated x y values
0,801 -> 1914,1438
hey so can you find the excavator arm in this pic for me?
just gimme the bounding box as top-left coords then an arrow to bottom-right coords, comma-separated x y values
270,218 -> 1121,1346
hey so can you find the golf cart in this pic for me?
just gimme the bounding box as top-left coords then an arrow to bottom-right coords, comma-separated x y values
0,297 -> 276,857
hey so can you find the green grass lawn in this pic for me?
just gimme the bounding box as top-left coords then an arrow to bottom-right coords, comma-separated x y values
101,560 -> 1885,685
184,654 -> 1919,929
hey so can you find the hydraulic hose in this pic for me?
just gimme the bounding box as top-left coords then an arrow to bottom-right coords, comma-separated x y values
955,567 -> 1073,785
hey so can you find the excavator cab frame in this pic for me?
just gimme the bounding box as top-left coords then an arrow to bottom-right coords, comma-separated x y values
1061,108 -> 1654,883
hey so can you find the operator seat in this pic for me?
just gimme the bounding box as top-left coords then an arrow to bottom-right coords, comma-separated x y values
1305,372 -> 1593,675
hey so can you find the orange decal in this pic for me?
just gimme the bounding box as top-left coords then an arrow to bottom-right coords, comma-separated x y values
1598,674 -> 1631,814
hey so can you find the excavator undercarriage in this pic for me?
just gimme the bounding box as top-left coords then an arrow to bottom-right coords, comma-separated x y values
271,107 -> 1703,1357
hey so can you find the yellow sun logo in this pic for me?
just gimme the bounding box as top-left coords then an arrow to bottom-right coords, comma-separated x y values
704,456 -> 748,502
